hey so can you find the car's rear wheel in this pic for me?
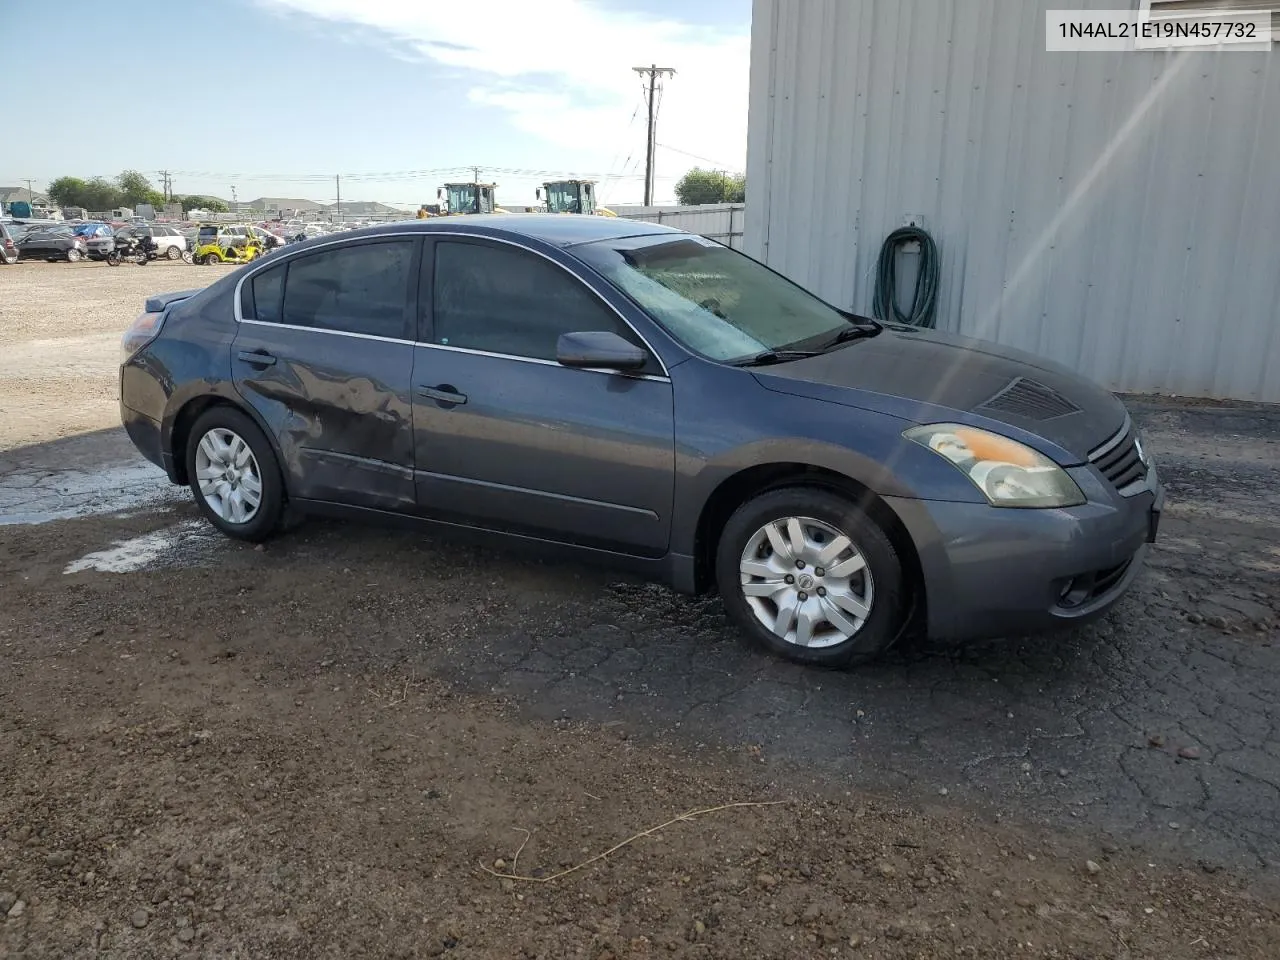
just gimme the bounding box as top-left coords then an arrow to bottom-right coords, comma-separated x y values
186,408 -> 284,542
166,244 -> 182,260
66,247 -> 82,263
715,487 -> 904,667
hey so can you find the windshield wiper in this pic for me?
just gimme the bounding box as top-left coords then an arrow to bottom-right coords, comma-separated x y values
727,349 -> 822,367
818,323 -> 881,352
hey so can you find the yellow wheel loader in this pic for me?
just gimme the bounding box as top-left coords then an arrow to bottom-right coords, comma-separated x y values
537,180 -> 617,217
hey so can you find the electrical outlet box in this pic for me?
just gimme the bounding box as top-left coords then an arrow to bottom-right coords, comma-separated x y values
902,214 -> 927,230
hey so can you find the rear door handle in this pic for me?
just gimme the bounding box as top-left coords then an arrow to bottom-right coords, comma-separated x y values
417,384 -> 467,406
237,349 -> 277,367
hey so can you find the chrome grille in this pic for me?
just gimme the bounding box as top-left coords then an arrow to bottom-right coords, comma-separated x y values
1089,419 -> 1148,493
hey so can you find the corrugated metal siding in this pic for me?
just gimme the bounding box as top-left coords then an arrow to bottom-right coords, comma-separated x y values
746,0 -> 1280,401
611,204 -> 747,250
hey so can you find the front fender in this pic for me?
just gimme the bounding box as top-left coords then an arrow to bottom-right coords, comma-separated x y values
669,369 -> 987,559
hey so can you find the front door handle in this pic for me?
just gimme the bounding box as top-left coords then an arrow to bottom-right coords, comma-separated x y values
417,384 -> 467,406
237,349 -> 277,367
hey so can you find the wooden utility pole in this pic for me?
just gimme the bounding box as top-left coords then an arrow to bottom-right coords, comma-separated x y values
632,65 -> 675,206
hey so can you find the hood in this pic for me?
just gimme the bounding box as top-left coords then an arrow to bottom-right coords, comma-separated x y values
753,325 -> 1126,463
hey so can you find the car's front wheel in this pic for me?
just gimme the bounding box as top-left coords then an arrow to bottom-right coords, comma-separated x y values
186,407 -> 284,542
166,244 -> 182,260
65,247 -> 82,262
715,487 -> 904,667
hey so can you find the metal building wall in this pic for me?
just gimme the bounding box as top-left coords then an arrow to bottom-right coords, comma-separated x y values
746,0 -> 1280,401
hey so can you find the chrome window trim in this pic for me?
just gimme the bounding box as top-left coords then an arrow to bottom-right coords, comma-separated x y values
239,317 -> 414,346
231,228 -> 672,379
419,341 -> 670,383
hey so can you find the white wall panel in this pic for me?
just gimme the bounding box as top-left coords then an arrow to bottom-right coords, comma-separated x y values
746,0 -> 1280,401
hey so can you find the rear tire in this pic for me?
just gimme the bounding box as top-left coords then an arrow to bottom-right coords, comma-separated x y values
66,248 -> 82,263
186,407 -> 285,542
715,487 -> 905,667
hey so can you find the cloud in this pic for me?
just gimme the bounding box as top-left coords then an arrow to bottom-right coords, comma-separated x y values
253,0 -> 749,197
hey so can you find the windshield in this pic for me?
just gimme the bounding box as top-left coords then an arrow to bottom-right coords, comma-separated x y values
446,185 -> 476,214
575,234 -> 854,362
198,226 -> 219,241
545,182 -> 584,214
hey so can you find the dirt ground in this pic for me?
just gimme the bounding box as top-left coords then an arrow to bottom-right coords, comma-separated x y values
0,259 -> 236,449
2,262 -> 1279,959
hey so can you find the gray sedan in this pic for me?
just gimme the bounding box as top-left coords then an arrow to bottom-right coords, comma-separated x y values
118,216 -> 1162,667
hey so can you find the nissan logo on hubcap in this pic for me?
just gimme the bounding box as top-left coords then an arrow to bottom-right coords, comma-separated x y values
797,573 -> 815,590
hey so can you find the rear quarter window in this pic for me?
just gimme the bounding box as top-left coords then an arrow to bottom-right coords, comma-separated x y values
247,264 -> 285,324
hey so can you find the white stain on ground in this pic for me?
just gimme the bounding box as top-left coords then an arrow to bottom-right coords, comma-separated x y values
63,520 -> 220,574
0,461 -> 187,526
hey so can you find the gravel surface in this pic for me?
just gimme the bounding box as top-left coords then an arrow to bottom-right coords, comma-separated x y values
0,260 -> 235,450
1,261 -> 1278,957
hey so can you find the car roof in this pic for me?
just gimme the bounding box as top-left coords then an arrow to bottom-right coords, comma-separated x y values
327,214 -> 681,248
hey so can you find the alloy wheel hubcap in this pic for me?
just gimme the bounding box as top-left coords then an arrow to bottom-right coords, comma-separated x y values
195,428 -> 263,524
738,516 -> 874,648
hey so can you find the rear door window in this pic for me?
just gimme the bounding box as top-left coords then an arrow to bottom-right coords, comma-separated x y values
281,240 -> 415,339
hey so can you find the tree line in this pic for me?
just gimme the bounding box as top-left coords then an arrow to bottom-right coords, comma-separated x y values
46,171 -> 228,214
673,167 -> 746,206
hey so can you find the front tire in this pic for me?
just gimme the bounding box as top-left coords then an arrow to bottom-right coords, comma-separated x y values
186,407 -> 285,542
166,244 -> 182,260
106,251 -> 121,266
715,487 -> 904,667
65,247 -> 82,263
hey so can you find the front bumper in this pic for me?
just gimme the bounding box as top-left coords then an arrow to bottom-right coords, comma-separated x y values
886,461 -> 1163,642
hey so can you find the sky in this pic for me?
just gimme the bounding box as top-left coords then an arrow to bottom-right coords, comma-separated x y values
3,0 -> 751,210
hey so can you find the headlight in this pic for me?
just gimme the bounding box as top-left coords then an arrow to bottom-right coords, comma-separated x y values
904,424 -> 1085,508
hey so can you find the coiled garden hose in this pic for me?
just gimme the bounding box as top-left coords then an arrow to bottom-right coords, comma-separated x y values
871,226 -> 939,328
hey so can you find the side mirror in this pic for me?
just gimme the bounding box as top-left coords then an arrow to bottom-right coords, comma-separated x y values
556,331 -> 647,371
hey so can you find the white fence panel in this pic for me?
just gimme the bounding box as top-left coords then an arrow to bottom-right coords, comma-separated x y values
610,204 -> 746,250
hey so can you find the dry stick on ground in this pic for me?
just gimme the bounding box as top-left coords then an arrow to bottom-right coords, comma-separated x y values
510,827 -> 532,874
480,801 -> 788,884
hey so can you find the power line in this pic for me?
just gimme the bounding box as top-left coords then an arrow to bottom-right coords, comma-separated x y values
160,166 -> 669,184
655,143 -> 740,170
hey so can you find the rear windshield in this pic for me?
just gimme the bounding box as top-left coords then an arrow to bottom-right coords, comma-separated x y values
198,226 -> 219,240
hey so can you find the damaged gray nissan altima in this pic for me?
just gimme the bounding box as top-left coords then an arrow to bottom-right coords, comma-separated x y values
119,215 -> 1163,667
